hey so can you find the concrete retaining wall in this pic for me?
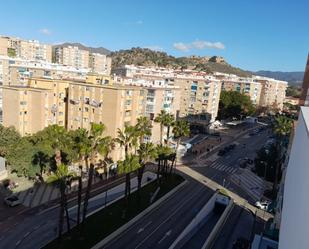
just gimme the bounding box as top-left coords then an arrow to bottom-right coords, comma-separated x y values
202,199 -> 234,249
169,191 -> 219,249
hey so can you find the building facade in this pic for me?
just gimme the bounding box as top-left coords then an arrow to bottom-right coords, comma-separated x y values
53,45 -> 90,69
89,53 -> 112,75
0,36 -> 52,62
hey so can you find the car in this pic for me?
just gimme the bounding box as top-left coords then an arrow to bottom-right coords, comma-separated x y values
255,201 -> 271,211
4,195 -> 21,207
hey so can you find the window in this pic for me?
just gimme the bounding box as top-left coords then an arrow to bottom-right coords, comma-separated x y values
85,107 -> 89,112
125,110 -> 131,117
20,101 -> 27,105
125,100 -> 132,106
191,82 -> 198,91
126,90 -> 132,96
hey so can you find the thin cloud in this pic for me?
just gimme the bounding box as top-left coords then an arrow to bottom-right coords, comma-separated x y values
39,28 -> 52,35
144,45 -> 163,51
173,40 -> 225,52
173,42 -> 191,52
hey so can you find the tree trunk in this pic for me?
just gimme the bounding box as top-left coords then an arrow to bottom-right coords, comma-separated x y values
160,124 -> 163,145
157,159 -> 161,185
137,165 -> 145,195
58,182 -> 65,241
64,191 -> 71,233
166,126 -> 170,145
81,161 -> 94,232
77,174 -> 82,225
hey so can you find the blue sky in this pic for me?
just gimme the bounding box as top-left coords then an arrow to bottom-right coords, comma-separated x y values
0,0 -> 308,71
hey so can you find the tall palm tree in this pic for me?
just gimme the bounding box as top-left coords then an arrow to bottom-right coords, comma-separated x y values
137,142 -> 157,194
47,163 -> 75,240
154,110 -> 169,145
164,114 -> 175,145
272,116 -> 293,195
172,120 -> 190,171
98,136 -> 115,179
115,124 -> 138,197
81,123 -> 109,228
135,116 -> 152,145
155,144 -> 173,183
117,154 -> 140,204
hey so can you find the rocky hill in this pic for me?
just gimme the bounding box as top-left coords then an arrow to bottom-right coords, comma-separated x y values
110,48 -> 251,77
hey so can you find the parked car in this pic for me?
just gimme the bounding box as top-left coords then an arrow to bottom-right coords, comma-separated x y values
255,201 -> 271,211
4,195 -> 21,207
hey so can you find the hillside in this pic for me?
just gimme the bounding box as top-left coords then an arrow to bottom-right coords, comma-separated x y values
54,42 -> 111,55
255,70 -> 304,85
110,48 -> 251,77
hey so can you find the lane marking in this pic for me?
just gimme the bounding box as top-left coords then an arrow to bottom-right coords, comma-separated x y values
137,221 -> 152,234
158,230 -> 172,244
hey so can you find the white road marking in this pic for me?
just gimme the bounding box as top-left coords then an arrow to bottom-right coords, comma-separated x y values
158,230 -> 172,244
137,221 -> 152,234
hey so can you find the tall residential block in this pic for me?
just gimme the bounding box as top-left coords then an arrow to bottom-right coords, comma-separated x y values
53,45 -> 90,69
254,76 -> 288,110
89,53 -> 112,75
0,35 -> 52,62
299,54 -> 309,106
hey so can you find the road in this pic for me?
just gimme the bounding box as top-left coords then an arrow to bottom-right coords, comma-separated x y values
192,128 -> 271,204
99,179 -> 215,249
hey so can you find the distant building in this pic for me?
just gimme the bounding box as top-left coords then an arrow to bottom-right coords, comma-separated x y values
89,53 -> 112,75
0,35 -> 52,62
53,45 -> 90,69
284,96 -> 299,106
299,54 -> 309,106
278,107 -> 309,249
253,76 -> 288,110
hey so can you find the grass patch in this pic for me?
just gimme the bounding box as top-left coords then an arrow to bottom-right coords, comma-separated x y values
44,173 -> 184,249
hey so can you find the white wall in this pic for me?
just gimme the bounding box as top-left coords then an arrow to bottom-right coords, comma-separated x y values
279,108 -> 309,249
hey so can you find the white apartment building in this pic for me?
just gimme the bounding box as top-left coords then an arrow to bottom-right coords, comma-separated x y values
89,53 -> 111,75
53,45 -> 90,69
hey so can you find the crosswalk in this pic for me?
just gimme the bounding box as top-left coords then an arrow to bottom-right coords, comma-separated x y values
208,161 -> 238,174
230,169 -> 265,201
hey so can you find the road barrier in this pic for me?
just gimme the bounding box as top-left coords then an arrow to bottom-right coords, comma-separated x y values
202,199 -> 234,249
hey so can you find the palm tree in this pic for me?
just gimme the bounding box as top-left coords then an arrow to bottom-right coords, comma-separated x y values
98,136 -> 115,179
154,110 -> 169,145
137,142 -> 157,195
155,144 -> 173,183
81,123 -> 110,228
32,151 -> 50,178
135,116 -> 152,145
172,120 -> 190,171
115,124 -> 138,197
47,163 -> 75,240
272,116 -> 293,195
164,114 -> 175,145
117,154 -> 140,205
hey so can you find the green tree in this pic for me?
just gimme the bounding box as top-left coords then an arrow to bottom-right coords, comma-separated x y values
218,91 -> 255,120
115,124 -> 138,197
47,163 -> 76,240
137,142 -> 157,195
81,123 -> 109,228
155,144 -> 173,183
0,125 -> 21,157
272,116 -> 293,195
154,110 -> 168,145
172,120 -> 190,171
135,116 -> 152,144
32,151 -> 50,178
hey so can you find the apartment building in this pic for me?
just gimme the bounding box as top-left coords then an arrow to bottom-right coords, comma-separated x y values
89,53 -> 112,75
53,45 -> 90,69
0,36 -> 52,62
113,76 -> 181,144
217,74 -> 262,105
2,77 -> 145,160
254,76 -> 288,110
113,65 -> 221,123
